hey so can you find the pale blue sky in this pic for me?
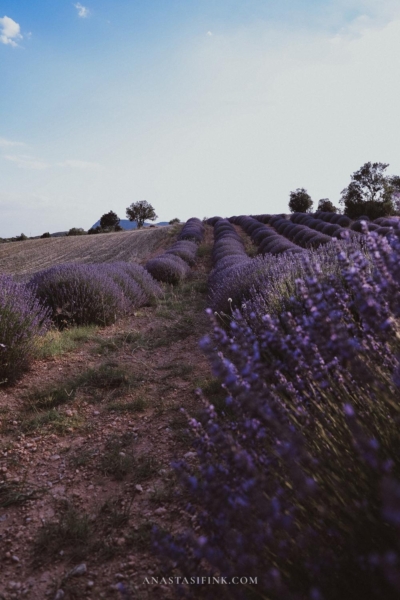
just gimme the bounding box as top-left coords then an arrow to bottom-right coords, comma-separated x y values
1,0 -> 400,236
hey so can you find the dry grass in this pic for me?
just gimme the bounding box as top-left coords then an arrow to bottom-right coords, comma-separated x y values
0,226 -> 174,280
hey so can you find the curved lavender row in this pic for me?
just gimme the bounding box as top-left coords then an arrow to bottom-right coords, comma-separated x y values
145,254 -> 191,285
29,262 -> 161,327
230,215 -> 303,255
314,211 -> 400,236
313,210 -> 353,227
156,231 -> 400,599
1,275 -> 51,384
145,218 -> 205,284
291,212 -> 361,239
205,216 -> 223,226
266,214 -> 332,249
115,262 -> 163,302
234,214 -> 327,252
164,240 -> 199,266
208,218 -> 252,312
177,217 -> 205,243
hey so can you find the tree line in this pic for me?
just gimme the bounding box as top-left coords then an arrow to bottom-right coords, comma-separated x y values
288,162 -> 400,219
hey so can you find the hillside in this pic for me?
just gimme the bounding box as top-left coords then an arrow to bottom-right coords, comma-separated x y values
90,220 -> 170,231
0,226 -> 175,280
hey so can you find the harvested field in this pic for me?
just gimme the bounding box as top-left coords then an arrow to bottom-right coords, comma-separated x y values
0,227 -> 175,281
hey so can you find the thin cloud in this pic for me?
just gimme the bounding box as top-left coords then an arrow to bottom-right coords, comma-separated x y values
3,154 -> 50,170
0,137 -> 26,147
0,15 -> 23,47
58,159 -> 100,170
207,31 -> 213,36
74,3 -> 90,18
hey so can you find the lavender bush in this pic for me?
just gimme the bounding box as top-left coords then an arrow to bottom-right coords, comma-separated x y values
155,230 -> 400,600
0,275 -> 50,384
118,262 -> 163,303
145,219 -> 204,284
29,263 -> 130,327
165,240 -> 199,265
178,218 -> 205,243
209,239 -> 359,315
102,264 -> 149,307
145,254 -> 191,284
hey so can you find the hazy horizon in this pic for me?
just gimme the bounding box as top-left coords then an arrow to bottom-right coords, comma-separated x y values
1,0 -> 400,237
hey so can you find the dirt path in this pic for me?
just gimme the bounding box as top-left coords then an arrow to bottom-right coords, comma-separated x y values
0,228 -> 215,599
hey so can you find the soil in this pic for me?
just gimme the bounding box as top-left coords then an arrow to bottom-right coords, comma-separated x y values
0,226 -> 215,599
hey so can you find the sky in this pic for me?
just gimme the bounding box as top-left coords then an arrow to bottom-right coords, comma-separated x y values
1,0 -> 400,237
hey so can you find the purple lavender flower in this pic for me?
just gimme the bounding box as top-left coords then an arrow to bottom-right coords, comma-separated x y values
0,275 -> 50,383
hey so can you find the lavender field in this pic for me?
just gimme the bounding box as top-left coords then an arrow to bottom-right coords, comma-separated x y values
1,214 -> 400,599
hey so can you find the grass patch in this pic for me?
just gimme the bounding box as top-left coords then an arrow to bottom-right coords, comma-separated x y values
34,504 -> 92,563
148,316 -> 195,349
160,362 -> 194,380
132,455 -> 159,483
69,447 -> 98,468
106,397 -> 147,413
24,384 -> 76,410
99,433 -> 136,480
196,243 -> 212,258
94,331 -> 146,355
71,362 -> 141,402
36,325 -> 98,359
21,408 -> 83,434
99,433 -> 158,482
0,480 -> 43,508
99,496 -> 132,529
125,521 -> 154,552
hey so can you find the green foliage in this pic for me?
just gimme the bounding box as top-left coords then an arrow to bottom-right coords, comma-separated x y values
14,233 -> 28,241
126,200 -> 157,228
288,188 -> 313,213
317,198 -> 338,213
169,217 -> 181,224
340,161 -> 398,219
67,227 -> 86,236
36,325 -> 98,359
88,226 -> 101,234
40,232 -> 51,238
100,210 -> 120,229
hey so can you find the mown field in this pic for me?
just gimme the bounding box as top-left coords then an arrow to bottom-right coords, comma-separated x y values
1,213 -> 400,600
0,226 -> 173,280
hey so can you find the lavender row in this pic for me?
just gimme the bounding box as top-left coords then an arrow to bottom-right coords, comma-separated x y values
156,230 -> 400,600
290,212 -> 359,238
229,215 -> 304,254
313,210 -> 400,235
206,218 -> 252,313
0,275 -> 50,384
177,217 -> 205,244
145,218 -> 205,284
29,261 -> 162,328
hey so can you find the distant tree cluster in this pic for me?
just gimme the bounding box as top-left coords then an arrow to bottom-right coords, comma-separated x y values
67,228 -> 86,236
340,162 -> 400,219
288,162 -> 400,218
87,202 -> 158,235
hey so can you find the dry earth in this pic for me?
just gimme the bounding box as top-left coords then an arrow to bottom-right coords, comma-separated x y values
0,226 -> 219,599
0,227 -> 175,281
